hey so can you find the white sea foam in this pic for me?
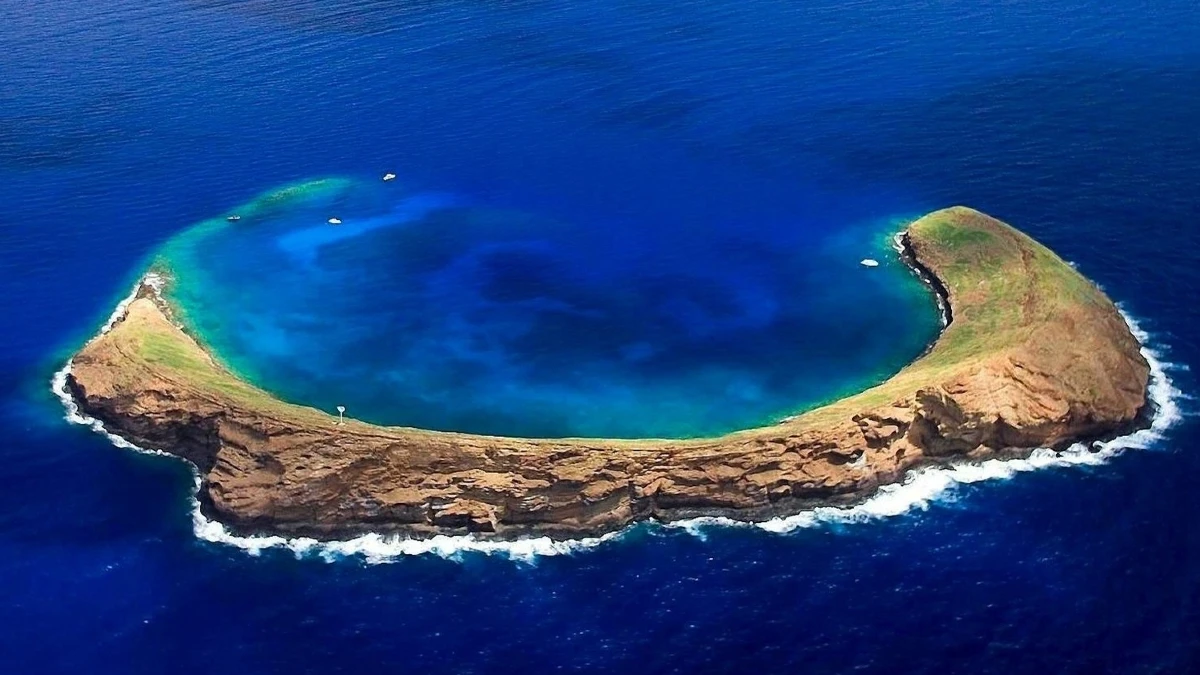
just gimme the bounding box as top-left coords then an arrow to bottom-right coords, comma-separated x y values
673,310 -> 1183,537
51,278 -> 1184,562
188,494 -> 623,564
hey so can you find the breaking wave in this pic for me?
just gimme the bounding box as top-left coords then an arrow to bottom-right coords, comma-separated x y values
51,277 -> 1184,563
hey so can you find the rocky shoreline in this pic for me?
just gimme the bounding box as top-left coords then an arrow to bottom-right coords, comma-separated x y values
62,207 -> 1152,540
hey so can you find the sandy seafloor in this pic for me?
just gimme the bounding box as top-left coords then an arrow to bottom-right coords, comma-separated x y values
4,0 -> 1200,672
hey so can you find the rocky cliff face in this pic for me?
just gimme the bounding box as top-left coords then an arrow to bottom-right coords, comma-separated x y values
64,207 -> 1151,539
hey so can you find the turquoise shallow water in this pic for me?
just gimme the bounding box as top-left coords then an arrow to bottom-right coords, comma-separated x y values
162,176 -> 938,438
10,1 -> 1200,672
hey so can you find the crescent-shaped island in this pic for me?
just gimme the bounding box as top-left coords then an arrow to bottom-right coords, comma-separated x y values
62,206 -> 1151,540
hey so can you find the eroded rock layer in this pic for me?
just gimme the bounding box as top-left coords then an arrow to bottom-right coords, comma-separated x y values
65,207 -> 1150,539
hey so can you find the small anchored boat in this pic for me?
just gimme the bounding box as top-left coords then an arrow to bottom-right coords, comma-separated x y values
328,217 -> 342,225
382,173 -> 396,181
860,258 -> 879,267
226,215 -> 241,222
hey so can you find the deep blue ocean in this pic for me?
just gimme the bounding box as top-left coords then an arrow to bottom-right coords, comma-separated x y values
4,0 -> 1200,672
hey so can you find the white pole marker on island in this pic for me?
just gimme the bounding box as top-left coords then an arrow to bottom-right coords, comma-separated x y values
336,406 -> 346,425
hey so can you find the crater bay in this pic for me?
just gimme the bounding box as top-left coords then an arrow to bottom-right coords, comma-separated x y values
63,204 -> 1150,539
153,177 -> 941,439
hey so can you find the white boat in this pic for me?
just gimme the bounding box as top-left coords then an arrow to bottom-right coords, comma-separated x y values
328,217 -> 342,225
860,258 -> 879,267
382,173 -> 396,181
226,215 -> 241,222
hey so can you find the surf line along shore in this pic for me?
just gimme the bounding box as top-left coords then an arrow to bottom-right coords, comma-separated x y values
60,206 -> 1151,541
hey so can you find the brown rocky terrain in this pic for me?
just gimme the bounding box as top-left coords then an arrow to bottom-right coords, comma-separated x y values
63,207 -> 1151,539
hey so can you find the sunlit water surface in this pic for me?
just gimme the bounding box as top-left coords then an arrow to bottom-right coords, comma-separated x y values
3,0 -> 1200,673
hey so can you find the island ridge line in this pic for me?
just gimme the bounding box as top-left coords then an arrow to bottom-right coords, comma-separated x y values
63,206 -> 1152,539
